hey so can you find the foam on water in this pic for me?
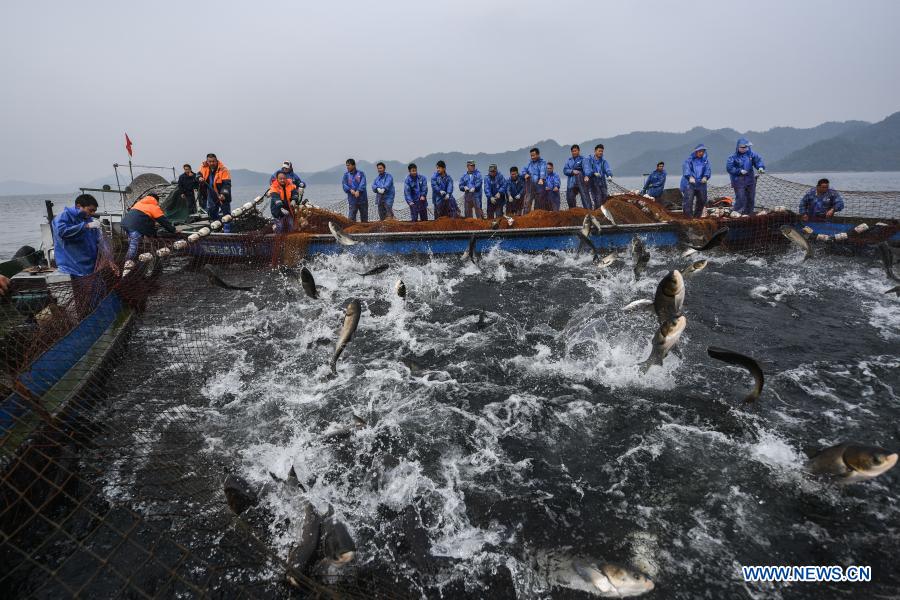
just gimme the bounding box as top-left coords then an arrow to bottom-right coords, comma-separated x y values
96,245 -> 900,598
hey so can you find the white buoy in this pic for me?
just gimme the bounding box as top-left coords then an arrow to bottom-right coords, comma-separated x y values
197,227 -> 211,237
210,221 -> 222,230
835,232 -> 848,241
221,214 -> 233,223
138,252 -> 154,262
816,234 -> 831,242
155,247 -> 171,257
188,233 -> 200,243
853,223 -> 869,234
173,240 -> 188,250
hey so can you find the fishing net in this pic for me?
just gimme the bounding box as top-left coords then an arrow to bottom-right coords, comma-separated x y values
2,173 -> 898,598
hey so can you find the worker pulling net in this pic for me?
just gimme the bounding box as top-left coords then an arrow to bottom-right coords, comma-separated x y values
1,173 -> 898,598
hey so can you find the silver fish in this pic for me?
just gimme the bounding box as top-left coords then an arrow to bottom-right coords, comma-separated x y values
463,234 -> 478,264
706,346 -> 764,404
682,259 -> 708,278
395,279 -> 406,299
299,266 -> 318,298
328,221 -> 358,246
780,225 -> 813,260
573,560 -> 655,598
653,270 -> 684,324
359,264 -> 389,276
590,214 -> 604,233
204,264 -> 253,291
600,204 -> 617,226
596,252 -> 617,269
806,443 -> 898,483
330,299 -> 361,373
641,316 -> 687,371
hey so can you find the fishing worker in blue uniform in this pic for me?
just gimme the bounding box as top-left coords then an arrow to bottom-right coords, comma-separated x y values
483,164 -> 508,219
681,144 -> 711,217
584,144 -> 613,209
726,138 -> 766,215
563,144 -> 588,209
52,193 -> 102,315
506,167 -> 525,216
372,161 -> 396,220
522,147 -> 547,213
404,163 -> 429,222
459,160 -> 484,219
640,162 -> 667,202
431,160 -> 458,218
342,158 -> 368,222
799,178 -> 845,221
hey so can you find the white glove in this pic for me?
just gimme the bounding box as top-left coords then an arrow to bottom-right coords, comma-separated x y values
740,169 -> 748,175
468,187 -> 475,193
86,220 -> 101,229
493,194 -> 500,199
594,172 -> 601,177
515,195 -> 521,200
607,175 -> 613,180
281,208 -> 289,215
377,187 -> 385,194
689,177 -> 696,184
701,177 -> 708,184
758,168 -> 766,174
299,182 -> 306,188
441,191 -> 448,197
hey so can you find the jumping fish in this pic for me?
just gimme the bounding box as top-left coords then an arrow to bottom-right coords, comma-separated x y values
623,299 -> 654,312
806,443 -> 898,483
203,264 -> 254,291
395,279 -> 406,299
886,284 -> 900,296
285,501 -> 321,588
328,221 -> 358,246
359,264 -> 390,276
577,232 -> 600,260
330,299 -> 361,374
631,237 -> 650,279
780,225 -> 813,260
590,214 -> 604,233
878,242 -> 899,281
596,252 -> 617,269
653,270 -> 684,324
321,511 -> 357,565
706,346 -> 764,404
600,204 -> 617,226
641,316 -> 687,371
223,474 -> 258,515
540,551 -> 654,598
682,259 -> 708,278
463,234 -> 479,264
689,226 -> 729,252
299,266 -> 318,298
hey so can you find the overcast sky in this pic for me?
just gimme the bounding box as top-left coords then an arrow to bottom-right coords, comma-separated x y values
2,0 -> 899,183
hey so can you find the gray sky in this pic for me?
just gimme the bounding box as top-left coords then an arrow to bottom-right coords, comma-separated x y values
2,0 -> 899,183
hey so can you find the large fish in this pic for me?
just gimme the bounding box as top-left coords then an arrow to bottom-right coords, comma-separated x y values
299,266 -> 318,299
706,346 -> 764,404
600,204 -> 617,226
328,221 -> 358,246
359,264 -> 390,276
577,232 -> 600,260
285,501 -> 321,588
596,252 -> 617,269
321,512 -> 357,564
653,270 -> 684,324
330,299 -> 361,374
223,474 -> 258,515
877,242 -> 898,281
463,234 -> 479,264
395,279 -> 406,299
540,551 -> 654,598
886,284 -> 900,296
581,214 -> 592,239
641,316 -> 687,371
780,225 -> 813,260
682,259 -> 708,278
203,264 -> 254,291
631,238 -> 650,279
689,226 -> 729,252
806,443 -> 898,483
590,214 -> 604,233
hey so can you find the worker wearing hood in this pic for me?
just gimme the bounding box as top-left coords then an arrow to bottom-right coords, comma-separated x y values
680,144 -> 711,217
726,138 -> 766,215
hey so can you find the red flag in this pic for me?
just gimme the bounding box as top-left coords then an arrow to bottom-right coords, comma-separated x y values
125,133 -> 133,157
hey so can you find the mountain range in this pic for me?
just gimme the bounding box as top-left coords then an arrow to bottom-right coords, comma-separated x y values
2,112 -> 898,195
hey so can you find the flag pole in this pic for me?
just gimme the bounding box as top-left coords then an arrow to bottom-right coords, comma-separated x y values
128,160 -> 134,183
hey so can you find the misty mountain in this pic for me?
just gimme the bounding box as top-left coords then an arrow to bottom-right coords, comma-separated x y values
773,112 -> 900,172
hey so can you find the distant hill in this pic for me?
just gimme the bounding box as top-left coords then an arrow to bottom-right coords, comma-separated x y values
301,119 -> 873,182
773,112 -> 900,172
2,115 -> 896,196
